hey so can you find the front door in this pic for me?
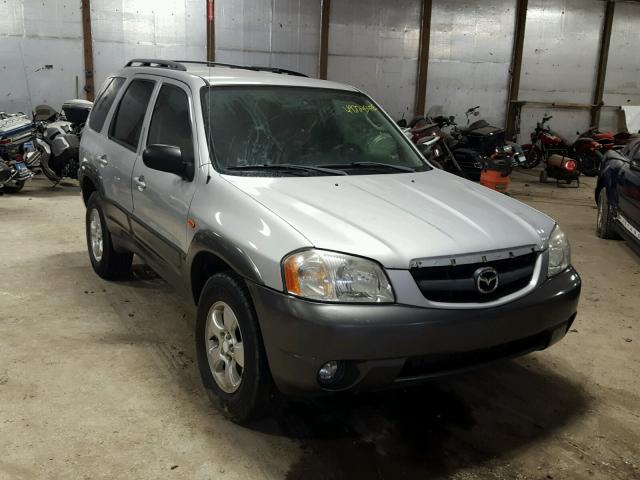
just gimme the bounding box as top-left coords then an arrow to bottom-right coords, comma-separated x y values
130,79 -> 199,276
618,149 -> 640,235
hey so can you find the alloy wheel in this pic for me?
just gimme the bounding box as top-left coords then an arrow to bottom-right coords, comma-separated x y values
89,208 -> 103,262
205,301 -> 245,393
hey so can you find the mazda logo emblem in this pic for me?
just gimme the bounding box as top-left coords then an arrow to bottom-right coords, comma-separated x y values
474,267 -> 500,294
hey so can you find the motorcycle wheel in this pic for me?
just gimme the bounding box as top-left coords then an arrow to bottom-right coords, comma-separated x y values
580,151 -> 603,177
2,180 -> 25,193
522,148 -> 543,169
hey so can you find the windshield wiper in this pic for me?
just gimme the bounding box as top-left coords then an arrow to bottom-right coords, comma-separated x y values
225,164 -> 347,176
317,162 -> 416,173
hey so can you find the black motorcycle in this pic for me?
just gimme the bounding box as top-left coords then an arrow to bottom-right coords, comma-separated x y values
430,107 -> 522,181
33,99 -> 92,185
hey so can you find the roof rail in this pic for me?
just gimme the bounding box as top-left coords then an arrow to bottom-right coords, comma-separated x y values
124,59 -> 187,71
172,60 -> 308,78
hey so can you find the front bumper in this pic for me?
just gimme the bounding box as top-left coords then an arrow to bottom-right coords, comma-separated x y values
248,267 -> 581,395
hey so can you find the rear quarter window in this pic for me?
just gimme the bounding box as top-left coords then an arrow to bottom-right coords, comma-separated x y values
88,77 -> 125,132
108,79 -> 155,151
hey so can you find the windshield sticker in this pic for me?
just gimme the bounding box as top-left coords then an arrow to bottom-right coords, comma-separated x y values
344,104 -> 378,114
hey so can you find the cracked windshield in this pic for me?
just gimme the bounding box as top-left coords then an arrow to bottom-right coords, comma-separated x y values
202,86 -> 430,176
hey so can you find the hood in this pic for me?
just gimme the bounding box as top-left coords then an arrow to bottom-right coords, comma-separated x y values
221,170 -> 555,269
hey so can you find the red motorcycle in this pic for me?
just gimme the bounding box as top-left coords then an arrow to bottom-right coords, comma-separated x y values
578,127 -> 638,153
522,115 -> 603,176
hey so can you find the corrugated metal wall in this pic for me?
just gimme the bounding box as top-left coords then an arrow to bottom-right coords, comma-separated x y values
91,0 -> 206,92
602,0 -> 640,132
3,0 -> 640,137
0,0 -> 84,113
326,0 -> 421,121
215,0 -> 320,78
518,0 -> 604,142
427,0 -> 516,128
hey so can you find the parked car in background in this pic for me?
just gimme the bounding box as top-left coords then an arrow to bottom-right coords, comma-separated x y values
596,139 -> 640,252
79,59 -> 581,423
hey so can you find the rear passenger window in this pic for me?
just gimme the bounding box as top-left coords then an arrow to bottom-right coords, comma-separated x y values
147,84 -> 194,162
109,79 -> 155,151
88,77 -> 125,132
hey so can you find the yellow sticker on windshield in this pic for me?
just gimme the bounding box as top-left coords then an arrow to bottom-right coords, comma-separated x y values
344,104 -> 378,114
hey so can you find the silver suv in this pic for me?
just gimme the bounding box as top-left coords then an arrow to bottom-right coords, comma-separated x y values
79,59 -> 581,422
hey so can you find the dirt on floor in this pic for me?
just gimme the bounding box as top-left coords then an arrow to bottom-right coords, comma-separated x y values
0,172 -> 638,480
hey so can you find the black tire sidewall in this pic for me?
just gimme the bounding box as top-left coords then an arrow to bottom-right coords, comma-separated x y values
581,151 -> 603,177
86,193 -> 116,278
195,273 -> 269,422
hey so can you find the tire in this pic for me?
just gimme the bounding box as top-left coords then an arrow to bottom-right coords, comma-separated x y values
522,148 -> 543,169
1,180 -> 25,193
580,151 -> 603,177
195,272 -> 272,423
596,188 -> 620,240
85,192 -> 133,279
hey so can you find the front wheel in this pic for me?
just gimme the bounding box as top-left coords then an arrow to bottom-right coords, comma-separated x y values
522,147 -> 543,169
580,151 -> 603,177
86,193 -> 133,279
195,272 -> 272,423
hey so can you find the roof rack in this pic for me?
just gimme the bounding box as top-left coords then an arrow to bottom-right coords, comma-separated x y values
173,60 -> 308,77
124,58 -> 308,78
124,59 -> 187,71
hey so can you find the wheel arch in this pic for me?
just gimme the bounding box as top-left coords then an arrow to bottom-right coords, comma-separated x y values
187,230 -> 264,305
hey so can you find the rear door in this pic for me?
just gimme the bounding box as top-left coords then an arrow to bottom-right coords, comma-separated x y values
130,79 -> 199,275
81,76 -> 125,197
102,77 -> 156,215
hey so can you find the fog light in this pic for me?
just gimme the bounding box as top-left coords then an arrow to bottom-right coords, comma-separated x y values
318,361 -> 340,384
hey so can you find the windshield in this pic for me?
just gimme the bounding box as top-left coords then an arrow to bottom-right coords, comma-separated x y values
201,86 -> 429,176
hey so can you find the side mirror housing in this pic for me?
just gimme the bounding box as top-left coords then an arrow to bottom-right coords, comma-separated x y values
142,144 -> 194,180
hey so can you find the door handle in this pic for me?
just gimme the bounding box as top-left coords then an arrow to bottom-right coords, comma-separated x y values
134,175 -> 146,192
96,154 -> 108,166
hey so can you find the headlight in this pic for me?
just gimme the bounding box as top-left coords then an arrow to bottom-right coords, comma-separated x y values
547,225 -> 571,277
282,249 -> 394,303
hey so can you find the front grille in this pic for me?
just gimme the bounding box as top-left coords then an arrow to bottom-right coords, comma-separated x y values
410,252 -> 538,303
397,330 -> 549,379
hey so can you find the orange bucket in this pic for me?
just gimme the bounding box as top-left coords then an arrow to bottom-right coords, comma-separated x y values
480,168 -> 511,193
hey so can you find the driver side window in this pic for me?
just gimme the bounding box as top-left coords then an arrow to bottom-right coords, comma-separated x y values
147,84 -> 194,163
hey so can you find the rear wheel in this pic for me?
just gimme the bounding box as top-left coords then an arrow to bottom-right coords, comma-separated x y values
580,151 -> 603,177
86,192 -> 133,279
195,272 -> 272,423
596,188 -> 620,239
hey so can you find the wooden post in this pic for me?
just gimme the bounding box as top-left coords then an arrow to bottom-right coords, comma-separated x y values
81,0 -> 95,101
505,0 -> 528,139
319,0 -> 331,79
207,0 -> 215,62
591,0 -> 615,128
414,0 -> 432,116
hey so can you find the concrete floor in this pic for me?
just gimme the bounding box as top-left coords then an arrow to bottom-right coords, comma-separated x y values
0,172 -> 638,480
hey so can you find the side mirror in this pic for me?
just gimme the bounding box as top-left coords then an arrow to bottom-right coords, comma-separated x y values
142,144 -> 194,180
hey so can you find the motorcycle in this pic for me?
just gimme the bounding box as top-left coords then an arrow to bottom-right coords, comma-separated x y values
0,112 -> 36,193
32,99 -> 93,184
431,107 -> 527,180
522,115 -> 602,176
